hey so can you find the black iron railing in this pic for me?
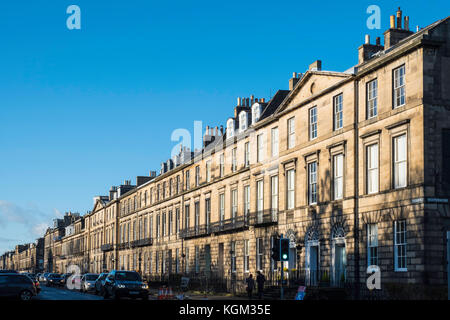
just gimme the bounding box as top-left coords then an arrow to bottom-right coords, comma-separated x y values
101,244 -> 113,252
130,238 -> 153,248
248,209 -> 278,227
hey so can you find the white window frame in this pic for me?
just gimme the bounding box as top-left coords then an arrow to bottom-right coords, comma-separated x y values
231,189 -> 238,219
286,169 -> 295,210
367,143 -> 379,194
219,154 -> 224,177
367,223 -> 378,267
394,134 -> 407,189
393,65 -> 406,108
308,162 -> 317,204
309,107 -> 317,140
256,238 -> 263,271
244,142 -> 250,167
333,94 -> 343,130
244,185 -> 250,219
232,148 -> 237,172
367,79 -> 378,119
333,154 -> 344,200
271,127 -> 279,157
271,175 -> 279,214
219,193 -> 225,222
257,180 -> 264,214
394,220 -> 407,272
288,117 -> 295,149
257,134 -> 264,163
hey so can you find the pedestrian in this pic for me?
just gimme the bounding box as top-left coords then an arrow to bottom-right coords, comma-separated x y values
245,274 -> 255,299
256,271 -> 266,299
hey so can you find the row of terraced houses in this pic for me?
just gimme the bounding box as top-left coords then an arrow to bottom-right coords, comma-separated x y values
2,9 -> 450,297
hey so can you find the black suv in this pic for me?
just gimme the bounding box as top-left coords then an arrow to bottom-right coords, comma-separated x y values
103,270 -> 148,300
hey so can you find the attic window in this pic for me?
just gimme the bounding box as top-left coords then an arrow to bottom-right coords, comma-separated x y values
240,112 -> 247,132
227,119 -> 235,138
252,103 -> 262,124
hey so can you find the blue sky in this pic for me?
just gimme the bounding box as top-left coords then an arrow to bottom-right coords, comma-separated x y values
0,0 -> 449,253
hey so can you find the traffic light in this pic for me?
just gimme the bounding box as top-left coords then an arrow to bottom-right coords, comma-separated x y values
280,238 -> 290,261
271,237 -> 280,261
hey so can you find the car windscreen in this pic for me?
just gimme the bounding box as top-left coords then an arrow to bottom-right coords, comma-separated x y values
114,272 -> 141,281
85,274 -> 99,281
100,274 -> 107,280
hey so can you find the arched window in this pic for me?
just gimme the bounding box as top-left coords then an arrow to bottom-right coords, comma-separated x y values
239,111 -> 248,132
227,118 -> 235,138
252,103 -> 262,124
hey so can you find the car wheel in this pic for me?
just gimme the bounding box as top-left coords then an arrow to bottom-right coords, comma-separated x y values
103,289 -> 110,299
19,290 -> 33,301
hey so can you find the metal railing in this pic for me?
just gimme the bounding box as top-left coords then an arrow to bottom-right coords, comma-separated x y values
101,244 -> 113,252
130,238 -> 153,248
248,209 -> 278,227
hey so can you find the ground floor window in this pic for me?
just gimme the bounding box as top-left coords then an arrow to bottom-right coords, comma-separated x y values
256,238 -> 263,271
394,220 -> 407,271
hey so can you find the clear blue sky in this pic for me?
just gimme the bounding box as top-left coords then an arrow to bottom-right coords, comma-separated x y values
0,0 -> 448,253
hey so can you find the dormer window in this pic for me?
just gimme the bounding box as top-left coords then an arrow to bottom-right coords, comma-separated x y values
252,103 -> 262,125
227,118 -> 235,138
239,111 -> 248,132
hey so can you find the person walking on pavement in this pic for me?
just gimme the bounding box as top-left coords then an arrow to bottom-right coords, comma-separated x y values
256,271 -> 266,299
245,274 -> 255,299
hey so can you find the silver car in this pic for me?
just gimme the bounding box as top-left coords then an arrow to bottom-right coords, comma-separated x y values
80,273 -> 99,293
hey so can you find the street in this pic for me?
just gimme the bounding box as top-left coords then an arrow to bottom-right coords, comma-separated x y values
34,285 -> 104,300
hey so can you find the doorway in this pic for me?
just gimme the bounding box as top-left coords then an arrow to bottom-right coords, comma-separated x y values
306,241 -> 319,286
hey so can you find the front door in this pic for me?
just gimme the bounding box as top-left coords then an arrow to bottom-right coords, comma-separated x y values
333,243 -> 346,286
306,242 -> 319,286
205,245 -> 211,275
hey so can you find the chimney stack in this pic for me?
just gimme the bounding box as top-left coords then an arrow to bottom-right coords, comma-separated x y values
404,16 -> 409,31
358,35 -> 384,64
383,8 -> 413,49
309,60 -> 322,71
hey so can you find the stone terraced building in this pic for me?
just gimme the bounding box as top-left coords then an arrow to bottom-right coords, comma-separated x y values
2,9 -> 450,298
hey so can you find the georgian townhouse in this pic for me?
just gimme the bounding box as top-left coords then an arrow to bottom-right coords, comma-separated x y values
3,9 -> 450,297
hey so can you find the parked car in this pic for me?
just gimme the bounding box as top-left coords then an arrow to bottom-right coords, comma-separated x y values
103,270 -> 148,300
39,272 -> 50,283
0,273 -> 38,300
80,273 -> 99,293
61,273 -> 72,286
94,273 -> 108,295
46,273 -> 64,287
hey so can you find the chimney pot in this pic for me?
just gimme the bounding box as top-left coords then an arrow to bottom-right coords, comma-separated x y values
376,37 -> 381,45
396,7 -> 402,29
293,72 -> 297,78
261,98 -> 265,103
237,97 -> 241,106
404,16 -> 409,31
390,15 -> 396,29
365,34 -> 370,44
